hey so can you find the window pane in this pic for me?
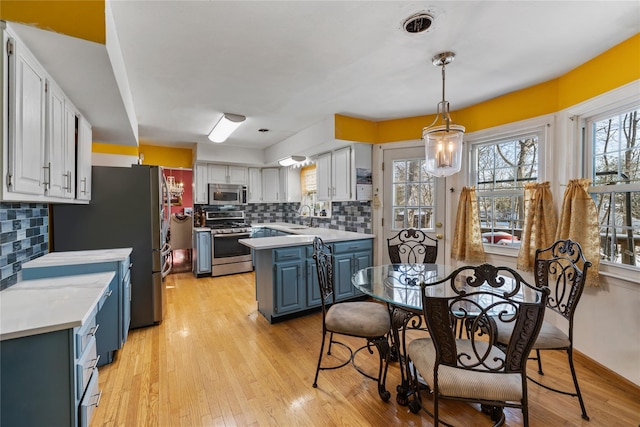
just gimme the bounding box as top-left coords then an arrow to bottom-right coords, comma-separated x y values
393,184 -> 405,205
391,158 -> 436,230
474,134 -> 538,247
393,208 -> 405,229
407,159 -> 420,182
393,161 -> 406,183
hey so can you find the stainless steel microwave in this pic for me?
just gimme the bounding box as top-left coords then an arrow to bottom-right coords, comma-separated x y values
208,184 -> 247,205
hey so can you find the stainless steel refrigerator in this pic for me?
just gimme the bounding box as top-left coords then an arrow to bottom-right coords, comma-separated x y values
50,165 -> 171,328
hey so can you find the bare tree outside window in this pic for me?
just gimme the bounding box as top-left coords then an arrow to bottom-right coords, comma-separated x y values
392,159 -> 435,229
590,108 -> 640,267
474,136 -> 539,246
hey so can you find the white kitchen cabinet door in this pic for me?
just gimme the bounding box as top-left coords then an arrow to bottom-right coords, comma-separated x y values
45,80 -> 66,198
332,146 -> 351,201
279,167 -> 301,203
316,152 -> 332,201
248,168 -> 262,203
7,35 -> 47,196
61,98 -> 77,198
193,163 -> 208,204
207,164 -> 228,184
261,168 -> 280,203
76,117 -> 92,201
227,166 -> 247,185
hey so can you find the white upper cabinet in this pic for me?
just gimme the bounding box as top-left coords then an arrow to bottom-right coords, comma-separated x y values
279,167 -> 301,203
316,144 -> 372,202
207,164 -> 247,185
248,168 -> 262,203
227,166 -> 248,185
76,117 -> 92,201
5,32 -> 47,196
46,80 -> 76,199
2,23 -> 92,203
316,152 -> 332,201
193,163 -> 208,204
331,146 -> 351,201
261,168 -> 280,203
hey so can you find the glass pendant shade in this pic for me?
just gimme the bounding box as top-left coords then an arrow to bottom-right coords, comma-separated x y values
422,51 -> 465,178
423,123 -> 464,177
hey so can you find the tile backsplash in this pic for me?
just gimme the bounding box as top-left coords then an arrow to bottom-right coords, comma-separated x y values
197,201 -> 372,234
0,203 -> 49,290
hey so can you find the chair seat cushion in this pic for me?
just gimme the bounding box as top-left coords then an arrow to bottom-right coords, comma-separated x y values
407,338 -> 523,402
325,301 -> 390,337
496,320 -> 570,349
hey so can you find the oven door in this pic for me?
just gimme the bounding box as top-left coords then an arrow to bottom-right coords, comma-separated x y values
212,232 -> 252,265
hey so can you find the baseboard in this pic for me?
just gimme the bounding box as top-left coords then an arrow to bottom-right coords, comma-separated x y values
574,349 -> 640,393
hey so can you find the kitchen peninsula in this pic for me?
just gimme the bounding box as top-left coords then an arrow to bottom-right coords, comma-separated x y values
240,223 -> 374,323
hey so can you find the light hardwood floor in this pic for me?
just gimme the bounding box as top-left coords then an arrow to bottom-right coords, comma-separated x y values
91,270 -> 640,427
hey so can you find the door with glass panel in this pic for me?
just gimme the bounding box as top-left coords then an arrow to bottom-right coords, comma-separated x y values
382,147 -> 446,264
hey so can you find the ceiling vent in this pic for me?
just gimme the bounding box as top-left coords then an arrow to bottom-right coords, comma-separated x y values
403,13 -> 434,34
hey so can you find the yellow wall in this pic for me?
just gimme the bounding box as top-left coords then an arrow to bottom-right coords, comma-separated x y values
339,33 -> 640,144
0,1 -> 105,44
138,144 -> 192,169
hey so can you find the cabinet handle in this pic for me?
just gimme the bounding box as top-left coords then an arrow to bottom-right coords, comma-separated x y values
106,290 -> 113,297
67,171 -> 72,193
89,390 -> 103,408
89,324 -> 100,336
43,163 -> 51,189
81,177 -> 87,194
91,354 -> 101,370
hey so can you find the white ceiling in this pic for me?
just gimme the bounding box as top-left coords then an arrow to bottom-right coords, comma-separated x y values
8,1 -> 640,151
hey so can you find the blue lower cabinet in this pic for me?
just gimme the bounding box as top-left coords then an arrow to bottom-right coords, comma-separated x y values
254,239 -> 372,323
1,299 -> 103,427
193,229 -> 212,276
274,260 -> 305,315
20,251 -> 132,366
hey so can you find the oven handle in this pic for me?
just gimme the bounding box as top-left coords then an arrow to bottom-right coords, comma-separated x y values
212,232 -> 252,238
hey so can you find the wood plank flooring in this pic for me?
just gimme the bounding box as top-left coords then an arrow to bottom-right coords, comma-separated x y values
91,271 -> 640,427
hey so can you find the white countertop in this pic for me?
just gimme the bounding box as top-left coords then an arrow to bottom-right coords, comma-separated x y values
0,272 -> 114,341
240,222 -> 374,250
21,248 -> 133,268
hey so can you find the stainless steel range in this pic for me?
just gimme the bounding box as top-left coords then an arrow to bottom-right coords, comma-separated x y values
206,210 -> 253,276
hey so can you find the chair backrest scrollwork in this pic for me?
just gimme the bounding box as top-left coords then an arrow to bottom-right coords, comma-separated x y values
422,263 -> 550,374
534,239 -> 591,322
313,237 -> 335,308
387,228 -> 438,264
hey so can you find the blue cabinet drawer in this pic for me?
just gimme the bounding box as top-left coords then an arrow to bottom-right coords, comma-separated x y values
76,336 -> 98,400
75,311 -> 98,359
79,368 -> 100,427
274,247 -> 303,262
332,239 -> 372,254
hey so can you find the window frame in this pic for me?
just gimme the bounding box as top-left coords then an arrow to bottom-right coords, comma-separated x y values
582,100 -> 640,270
468,119 -> 548,250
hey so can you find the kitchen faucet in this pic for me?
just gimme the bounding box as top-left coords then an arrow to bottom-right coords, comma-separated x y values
298,204 -> 314,227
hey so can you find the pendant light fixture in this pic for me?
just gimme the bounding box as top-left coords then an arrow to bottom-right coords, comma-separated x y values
423,52 -> 465,177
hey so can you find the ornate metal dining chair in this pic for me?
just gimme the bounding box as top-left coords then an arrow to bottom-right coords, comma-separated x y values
406,264 -> 549,426
497,239 -> 592,420
312,237 -> 392,401
387,228 -> 438,264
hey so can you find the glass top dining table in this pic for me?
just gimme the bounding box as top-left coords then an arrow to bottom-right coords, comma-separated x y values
351,263 -> 541,313
351,264 -> 456,312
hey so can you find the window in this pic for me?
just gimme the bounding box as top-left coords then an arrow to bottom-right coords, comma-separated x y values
391,159 -> 435,229
586,105 -> 640,267
472,132 -> 541,247
300,165 -> 331,217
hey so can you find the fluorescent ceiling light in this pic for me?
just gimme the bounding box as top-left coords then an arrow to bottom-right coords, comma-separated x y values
278,156 -> 306,167
208,113 -> 246,143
